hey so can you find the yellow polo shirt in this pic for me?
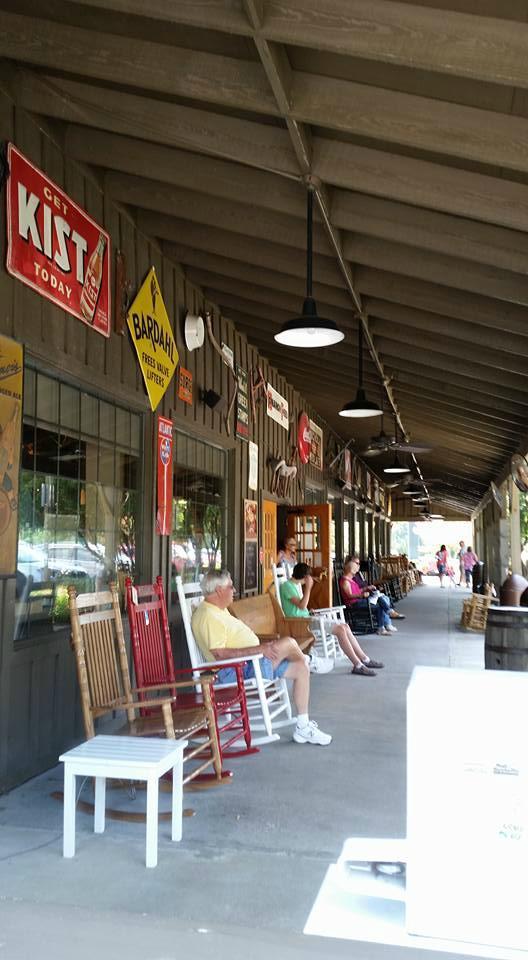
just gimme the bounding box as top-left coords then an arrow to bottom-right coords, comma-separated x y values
191,601 -> 259,662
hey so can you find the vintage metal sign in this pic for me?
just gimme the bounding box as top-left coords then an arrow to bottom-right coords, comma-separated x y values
178,366 -> 193,405
308,419 -> 323,470
0,334 -> 23,577
6,143 -> 111,337
235,364 -> 249,441
156,415 -> 173,536
248,440 -> 258,491
266,383 -> 289,430
297,411 -> 310,464
127,267 -> 178,411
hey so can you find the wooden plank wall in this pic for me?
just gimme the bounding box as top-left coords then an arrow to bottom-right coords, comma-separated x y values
0,91 -> 351,790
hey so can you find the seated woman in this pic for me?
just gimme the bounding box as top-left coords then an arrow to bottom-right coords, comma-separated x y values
340,558 -> 396,636
280,562 -> 384,676
348,554 -> 405,620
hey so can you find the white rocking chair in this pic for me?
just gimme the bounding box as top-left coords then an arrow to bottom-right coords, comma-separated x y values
272,564 -> 347,661
175,576 -> 295,746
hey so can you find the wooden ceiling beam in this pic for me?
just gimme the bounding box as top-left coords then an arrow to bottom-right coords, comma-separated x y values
0,12 -> 278,116
377,338 -> 528,393
158,227 -> 343,288
365,299 -> 528,360
262,0 -> 528,89
372,322 -> 528,379
4,13 -> 528,176
345,235 -> 528,306
396,406 -> 519,445
356,268 -> 528,337
64,125 -> 306,221
386,357 -> 528,410
67,0 -> 528,90
105,172 -> 334,255
186,269 -> 355,330
394,385 -> 526,430
5,67 -> 298,178
171,246 -> 350,311
313,138 -> 528,234
294,72 -> 528,174
332,191 -> 528,277
393,372 -> 528,418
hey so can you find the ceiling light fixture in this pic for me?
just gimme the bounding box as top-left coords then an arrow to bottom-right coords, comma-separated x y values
274,186 -> 344,348
384,455 -> 411,475
339,323 -> 383,418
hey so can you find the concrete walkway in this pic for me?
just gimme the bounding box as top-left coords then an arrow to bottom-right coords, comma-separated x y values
0,580 -> 484,958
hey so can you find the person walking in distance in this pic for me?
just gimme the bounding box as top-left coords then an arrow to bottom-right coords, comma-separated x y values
463,546 -> 479,587
457,540 -> 466,587
436,544 -> 449,588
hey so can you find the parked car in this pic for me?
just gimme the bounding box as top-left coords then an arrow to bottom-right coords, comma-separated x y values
46,542 -> 107,580
17,540 -> 48,584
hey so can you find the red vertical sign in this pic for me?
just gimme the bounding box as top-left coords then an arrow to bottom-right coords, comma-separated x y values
157,416 -> 173,536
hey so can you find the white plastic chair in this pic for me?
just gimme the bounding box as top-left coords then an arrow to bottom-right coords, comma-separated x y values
175,576 -> 294,745
272,564 -> 347,661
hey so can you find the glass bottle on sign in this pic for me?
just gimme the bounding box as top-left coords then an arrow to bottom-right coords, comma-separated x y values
80,233 -> 106,323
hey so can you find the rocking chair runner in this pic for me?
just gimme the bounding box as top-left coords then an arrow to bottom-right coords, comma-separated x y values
68,585 -> 224,789
125,577 -> 258,762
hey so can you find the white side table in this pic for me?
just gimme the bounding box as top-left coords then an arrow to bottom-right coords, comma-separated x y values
59,735 -> 187,868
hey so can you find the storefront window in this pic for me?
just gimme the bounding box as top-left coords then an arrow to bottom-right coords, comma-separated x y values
15,369 -> 141,643
171,432 -> 227,587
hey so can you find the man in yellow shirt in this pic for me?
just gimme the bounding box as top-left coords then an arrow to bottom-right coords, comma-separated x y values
192,570 -> 332,746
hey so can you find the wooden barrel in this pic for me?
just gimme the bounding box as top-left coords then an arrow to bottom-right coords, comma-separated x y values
485,607 -> 528,671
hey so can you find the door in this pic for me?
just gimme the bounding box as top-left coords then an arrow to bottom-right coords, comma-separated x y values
286,503 -> 332,607
262,499 -> 277,593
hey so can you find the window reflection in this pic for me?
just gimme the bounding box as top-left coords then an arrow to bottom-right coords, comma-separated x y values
15,371 -> 141,644
170,441 -> 227,591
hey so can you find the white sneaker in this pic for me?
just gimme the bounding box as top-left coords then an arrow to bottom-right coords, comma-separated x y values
293,720 -> 332,746
387,625 -> 398,633
309,654 -> 334,674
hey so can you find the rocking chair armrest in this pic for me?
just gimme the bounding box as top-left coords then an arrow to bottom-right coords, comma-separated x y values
132,677 -> 215,698
103,693 -> 177,711
311,605 -> 346,616
256,633 -> 280,642
207,653 -> 263,669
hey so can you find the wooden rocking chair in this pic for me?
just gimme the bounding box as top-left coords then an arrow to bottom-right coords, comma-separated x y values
68,585 -> 224,789
175,575 -> 294,745
125,576 -> 258,763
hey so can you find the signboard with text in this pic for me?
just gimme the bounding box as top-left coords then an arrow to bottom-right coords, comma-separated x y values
156,415 -> 173,536
6,143 -> 111,337
127,267 -> 178,411
308,419 -> 323,470
266,382 -> 289,430
235,364 -> 249,440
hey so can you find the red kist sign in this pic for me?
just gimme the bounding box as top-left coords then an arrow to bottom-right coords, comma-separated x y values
6,143 -> 111,337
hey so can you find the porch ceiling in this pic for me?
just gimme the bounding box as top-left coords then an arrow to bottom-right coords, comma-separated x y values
2,0 -> 528,514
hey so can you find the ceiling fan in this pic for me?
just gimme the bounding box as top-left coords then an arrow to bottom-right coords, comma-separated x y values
361,405 -> 433,457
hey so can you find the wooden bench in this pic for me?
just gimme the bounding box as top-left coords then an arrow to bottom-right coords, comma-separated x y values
229,591 -> 315,653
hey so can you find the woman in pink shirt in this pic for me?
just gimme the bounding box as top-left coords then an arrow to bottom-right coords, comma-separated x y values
462,546 -> 479,587
340,558 -> 394,635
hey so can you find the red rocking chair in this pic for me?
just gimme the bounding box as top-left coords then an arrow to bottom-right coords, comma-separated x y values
125,577 -> 258,764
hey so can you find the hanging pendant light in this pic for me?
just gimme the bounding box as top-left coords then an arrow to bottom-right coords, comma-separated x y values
274,188 -> 344,348
383,415 -> 410,473
339,322 -> 383,418
384,454 -> 411,475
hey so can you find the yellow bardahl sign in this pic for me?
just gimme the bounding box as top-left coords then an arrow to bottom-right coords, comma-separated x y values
127,267 -> 178,411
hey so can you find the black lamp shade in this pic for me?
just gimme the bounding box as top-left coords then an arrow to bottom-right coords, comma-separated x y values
384,455 -> 410,475
339,387 -> 382,418
275,298 -> 344,348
